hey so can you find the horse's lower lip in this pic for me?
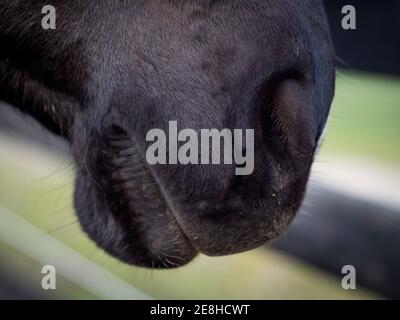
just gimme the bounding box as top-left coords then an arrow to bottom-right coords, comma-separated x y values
100,127 -> 198,268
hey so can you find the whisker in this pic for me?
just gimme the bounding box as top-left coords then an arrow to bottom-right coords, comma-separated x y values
38,220 -> 79,239
83,146 -> 102,188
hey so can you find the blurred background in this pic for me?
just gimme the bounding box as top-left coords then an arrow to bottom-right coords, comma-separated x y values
0,1 -> 399,299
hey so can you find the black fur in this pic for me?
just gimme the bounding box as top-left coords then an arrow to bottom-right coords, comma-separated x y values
0,1 -> 335,268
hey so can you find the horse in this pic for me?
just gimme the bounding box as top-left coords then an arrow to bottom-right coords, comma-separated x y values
0,0 -> 335,268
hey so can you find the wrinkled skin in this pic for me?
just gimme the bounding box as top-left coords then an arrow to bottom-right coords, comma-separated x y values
0,0 -> 335,268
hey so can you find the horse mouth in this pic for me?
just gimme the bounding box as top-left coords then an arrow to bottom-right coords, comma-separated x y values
74,124 -> 302,269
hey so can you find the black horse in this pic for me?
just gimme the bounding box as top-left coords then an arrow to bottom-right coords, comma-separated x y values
0,0 -> 335,268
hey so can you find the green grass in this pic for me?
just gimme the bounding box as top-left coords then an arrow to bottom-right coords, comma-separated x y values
321,71 -> 400,165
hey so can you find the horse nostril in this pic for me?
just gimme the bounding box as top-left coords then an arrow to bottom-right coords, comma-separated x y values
257,69 -> 317,159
